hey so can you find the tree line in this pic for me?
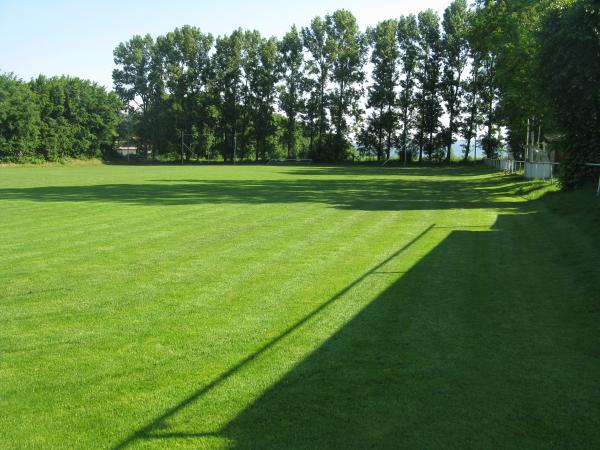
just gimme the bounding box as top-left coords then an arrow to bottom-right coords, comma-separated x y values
0,0 -> 597,187
112,3 -> 485,163
485,0 -> 599,189
0,74 -> 121,161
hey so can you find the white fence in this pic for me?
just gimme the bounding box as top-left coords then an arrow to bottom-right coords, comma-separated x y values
523,162 -> 558,180
485,159 -> 600,193
484,158 -> 557,180
484,158 -> 525,173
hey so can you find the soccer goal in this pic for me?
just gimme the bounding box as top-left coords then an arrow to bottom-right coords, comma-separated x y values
267,158 -> 313,165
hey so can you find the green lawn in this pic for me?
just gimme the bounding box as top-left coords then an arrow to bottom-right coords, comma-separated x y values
0,164 -> 598,449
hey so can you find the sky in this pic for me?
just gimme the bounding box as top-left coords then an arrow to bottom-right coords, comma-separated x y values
0,0 -> 452,90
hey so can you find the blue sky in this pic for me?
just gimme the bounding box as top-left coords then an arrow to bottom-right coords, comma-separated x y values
0,0 -> 451,89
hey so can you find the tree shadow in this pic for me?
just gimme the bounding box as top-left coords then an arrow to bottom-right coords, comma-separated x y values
111,192 -> 599,448
0,172 -> 533,211
283,165 -> 495,178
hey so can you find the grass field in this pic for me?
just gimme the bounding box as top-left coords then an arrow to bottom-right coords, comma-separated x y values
1,164 -> 599,449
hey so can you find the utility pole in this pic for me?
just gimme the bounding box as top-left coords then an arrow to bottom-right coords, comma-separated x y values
181,131 -> 184,165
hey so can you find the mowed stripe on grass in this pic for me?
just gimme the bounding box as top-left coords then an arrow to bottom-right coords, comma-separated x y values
0,164 -> 598,449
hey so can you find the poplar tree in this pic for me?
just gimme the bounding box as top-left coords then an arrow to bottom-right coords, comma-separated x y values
397,14 -> 420,163
440,0 -> 470,162
326,10 -> 367,160
415,10 -> 443,161
244,33 -> 278,161
112,34 -> 161,156
302,17 -> 330,160
211,29 -> 244,162
277,26 -> 305,159
161,26 -> 213,160
367,19 -> 399,161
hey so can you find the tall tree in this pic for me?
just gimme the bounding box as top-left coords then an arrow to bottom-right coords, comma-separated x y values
367,19 -> 399,161
471,0 -> 558,160
469,26 -> 500,160
212,29 -> 244,162
415,10 -> 443,161
460,54 -> 483,161
277,26 -> 305,159
440,0 -> 470,162
302,17 -> 330,160
397,14 -> 420,163
112,34 -> 162,157
244,32 -> 279,161
326,10 -> 367,160
160,26 -> 213,160
239,30 -> 260,159
539,0 -> 600,188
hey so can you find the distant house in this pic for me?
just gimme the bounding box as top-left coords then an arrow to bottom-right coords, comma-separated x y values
116,145 -> 138,157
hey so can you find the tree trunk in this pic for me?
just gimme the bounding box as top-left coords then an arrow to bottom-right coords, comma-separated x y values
287,116 -> 295,159
256,136 -> 260,162
463,138 -> 471,162
446,102 -> 454,162
418,130 -> 423,162
378,106 -> 384,161
318,79 -> 325,158
386,103 -> 393,160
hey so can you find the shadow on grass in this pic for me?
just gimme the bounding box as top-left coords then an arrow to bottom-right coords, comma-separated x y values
0,168 -> 535,211
111,225 -> 437,449
111,191 -> 599,448
282,164 -> 494,178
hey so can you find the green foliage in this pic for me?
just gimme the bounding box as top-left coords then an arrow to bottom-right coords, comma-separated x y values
326,10 -> 367,161
244,32 -> 279,161
459,55 -> 483,161
397,14 -> 420,162
440,0 -> 471,161
30,76 -> 121,160
277,26 -> 305,159
538,0 -> 600,188
161,26 -> 214,160
469,0 -> 599,186
211,29 -> 244,161
0,74 -> 40,159
415,10 -> 444,161
112,34 -> 160,155
365,19 -> 399,160
0,73 -> 120,162
302,17 -> 331,160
